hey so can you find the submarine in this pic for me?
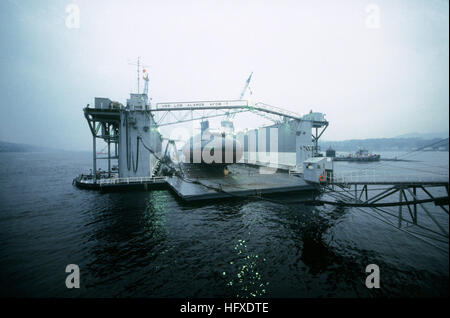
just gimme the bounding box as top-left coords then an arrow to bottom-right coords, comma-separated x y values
182,120 -> 243,166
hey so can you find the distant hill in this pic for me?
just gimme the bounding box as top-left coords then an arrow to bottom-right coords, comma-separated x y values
319,137 -> 449,152
0,141 -> 62,153
395,132 -> 449,139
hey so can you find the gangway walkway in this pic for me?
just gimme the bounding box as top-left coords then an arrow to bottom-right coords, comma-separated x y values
311,169 -> 449,253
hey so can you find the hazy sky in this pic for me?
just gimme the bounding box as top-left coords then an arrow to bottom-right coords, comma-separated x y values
0,0 -> 448,150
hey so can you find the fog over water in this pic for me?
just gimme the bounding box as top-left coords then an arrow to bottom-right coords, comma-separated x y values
0,0 -> 448,150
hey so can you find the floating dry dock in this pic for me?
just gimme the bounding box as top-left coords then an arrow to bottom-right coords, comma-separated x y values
75,83 -> 329,201
74,163 -> 316,201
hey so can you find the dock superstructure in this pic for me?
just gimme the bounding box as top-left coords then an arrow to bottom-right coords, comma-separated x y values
83,94 -> 162,183
77,95 -> 328,197
75,67 -> 329,196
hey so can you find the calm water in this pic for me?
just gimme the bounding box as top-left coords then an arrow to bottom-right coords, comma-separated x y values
0,151 -> 448,297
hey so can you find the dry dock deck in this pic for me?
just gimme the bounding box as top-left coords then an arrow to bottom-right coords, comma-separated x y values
166,163 -> 315,201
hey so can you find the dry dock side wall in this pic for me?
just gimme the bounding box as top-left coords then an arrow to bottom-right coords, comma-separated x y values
118,110 -> 162,178
236,119 -> 314,168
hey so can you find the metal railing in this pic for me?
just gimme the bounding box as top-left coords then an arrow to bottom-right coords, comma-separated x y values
253,102 -> 303,120
98,176 -> 166,185
326,170 -> 449,185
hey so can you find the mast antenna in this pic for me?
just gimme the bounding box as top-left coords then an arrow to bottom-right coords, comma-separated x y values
128,57 -> 148,94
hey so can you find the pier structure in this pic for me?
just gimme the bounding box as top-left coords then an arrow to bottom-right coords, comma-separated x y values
83,98 -> 120,183
322,179 -> 449,252
302,159 -> 449,251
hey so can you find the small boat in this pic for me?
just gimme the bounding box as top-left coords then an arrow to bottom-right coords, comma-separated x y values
326,146 -> 336,157
333,148 -> 380,162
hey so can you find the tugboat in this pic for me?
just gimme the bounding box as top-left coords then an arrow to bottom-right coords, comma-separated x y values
333,148 -> 380,162
326,146 -> 336,158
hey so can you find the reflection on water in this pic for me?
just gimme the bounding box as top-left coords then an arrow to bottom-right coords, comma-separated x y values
0,151 -> 448,297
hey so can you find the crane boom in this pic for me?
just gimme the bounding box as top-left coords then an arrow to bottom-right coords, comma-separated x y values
239,72 -> 253,100
226,72 -> 253,121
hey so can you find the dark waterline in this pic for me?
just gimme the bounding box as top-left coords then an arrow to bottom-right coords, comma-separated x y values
0,151 -> 448,297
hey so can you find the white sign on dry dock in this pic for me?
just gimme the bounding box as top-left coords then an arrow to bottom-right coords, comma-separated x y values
156,100 -> 248,109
